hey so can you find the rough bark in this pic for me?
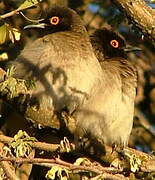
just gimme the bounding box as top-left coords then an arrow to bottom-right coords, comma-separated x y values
112,0 -> 155,45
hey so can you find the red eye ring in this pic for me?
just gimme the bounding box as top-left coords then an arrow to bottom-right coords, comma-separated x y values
110,40 -> 119,48
50,16 -> 60,25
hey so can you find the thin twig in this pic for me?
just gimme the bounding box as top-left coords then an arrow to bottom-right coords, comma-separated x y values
0,10 -> 19,19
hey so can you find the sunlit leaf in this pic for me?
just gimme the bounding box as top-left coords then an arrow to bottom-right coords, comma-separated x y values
9,28 -> 21,43
6,65 -> 16,77
60,137 -> 72,153
130,155 -> 142,172
17,0 -> 41,11
125,153 -> 142,173
74,157 -> 91,166
11,130 -> 37,157
46,166 -> 69,180
0,24 -> 9,44
0,65 -> 36,99
0,167 -> 5,180
0,24 -> 21,44
0,52 -> 8,61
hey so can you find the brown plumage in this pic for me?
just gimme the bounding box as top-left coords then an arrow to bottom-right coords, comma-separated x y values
74,29 -> 137,147
7,6 -> 103,129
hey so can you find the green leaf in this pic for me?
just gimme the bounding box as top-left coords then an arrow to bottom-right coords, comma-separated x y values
125,153 -> 142,172
8,27 -> 21,43
0,65 -> 36,99
6,65 -> 16,77
46,166 -> 69,180
130,155 -> 141,172
11,130 -> 37,157
0,52 -> 8,61
0,24 -> 21,44
17,0 -> 41,11
74,157 -> 91,166
60,137 -> 72,153
0,24 -> 9,44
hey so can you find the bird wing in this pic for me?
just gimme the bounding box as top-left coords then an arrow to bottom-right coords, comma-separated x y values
9,32 -> 103,127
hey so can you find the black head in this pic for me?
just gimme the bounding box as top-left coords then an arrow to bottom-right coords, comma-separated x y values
24,6 -> 86,35
91,28 -> 127,59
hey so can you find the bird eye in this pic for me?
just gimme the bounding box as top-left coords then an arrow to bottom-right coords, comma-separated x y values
50,16 -> 60,25
110,40 -> 119,48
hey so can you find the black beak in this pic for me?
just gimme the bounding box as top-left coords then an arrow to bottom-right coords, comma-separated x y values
123,45 -> 142,52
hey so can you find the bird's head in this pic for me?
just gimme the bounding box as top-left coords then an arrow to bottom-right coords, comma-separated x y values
91,28 -> 141,59
24,6 -> 86,34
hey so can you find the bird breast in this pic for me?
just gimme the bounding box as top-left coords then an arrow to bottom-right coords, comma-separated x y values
75,58 -> 137,146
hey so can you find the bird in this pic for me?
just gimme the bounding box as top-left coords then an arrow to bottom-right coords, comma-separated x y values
5,6 -> 103,131
74,28 -> 137,148
90,28 -> 127,60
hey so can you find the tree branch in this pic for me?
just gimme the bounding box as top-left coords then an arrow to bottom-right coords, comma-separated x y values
0,156 -> 129,179
0,134 -> 61,152
1,134 -> 155,173
0,142 -> 19,180
111,0 -> 155,45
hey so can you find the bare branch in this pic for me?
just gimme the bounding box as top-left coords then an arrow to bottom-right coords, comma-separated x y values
0,156 -> 123,176
0,10 -> 19,19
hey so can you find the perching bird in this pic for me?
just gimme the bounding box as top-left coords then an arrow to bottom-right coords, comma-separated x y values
90,28 -> 127,60
74,28 -> 137,147
6,6 -> 103,130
